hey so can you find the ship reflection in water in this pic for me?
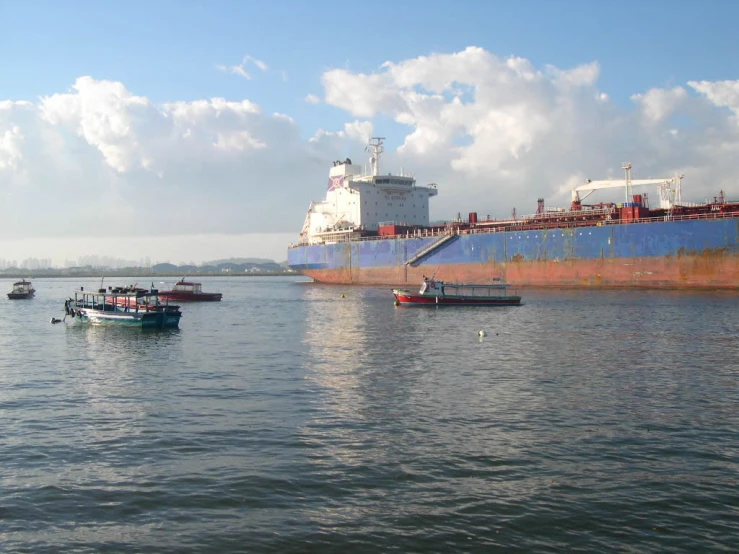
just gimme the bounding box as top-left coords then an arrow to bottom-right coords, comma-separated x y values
296,283 -> 547,514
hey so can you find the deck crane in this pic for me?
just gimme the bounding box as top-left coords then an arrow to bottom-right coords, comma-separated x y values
572,162 -> 684,210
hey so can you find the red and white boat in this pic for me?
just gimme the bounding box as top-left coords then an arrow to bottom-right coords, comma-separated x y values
392,277 -> 522,306
158,279 -> 223,302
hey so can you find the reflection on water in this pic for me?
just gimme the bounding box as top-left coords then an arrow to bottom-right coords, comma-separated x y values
301,285 -> 368,389
295,284 -> 739,537
71,322 -> 181,371
70,323 -> 182,353
297,283 -> 546,523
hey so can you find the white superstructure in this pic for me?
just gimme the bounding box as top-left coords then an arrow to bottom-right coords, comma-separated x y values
298,137 -> 438,244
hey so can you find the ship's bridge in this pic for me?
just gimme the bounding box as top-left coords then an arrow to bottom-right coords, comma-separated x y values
298,137 -> 439,243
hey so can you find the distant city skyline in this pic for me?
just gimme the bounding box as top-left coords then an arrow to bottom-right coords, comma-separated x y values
2,1 -> 739,264
0,253 -> 288,271
0,234 -> 293,269
0,255 -> 151,271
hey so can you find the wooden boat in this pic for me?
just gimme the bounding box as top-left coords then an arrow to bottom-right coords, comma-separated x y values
7,279 -> 35,299
64,286 -> 182,328
158,279 -> 223,302
392,277 -> 522,306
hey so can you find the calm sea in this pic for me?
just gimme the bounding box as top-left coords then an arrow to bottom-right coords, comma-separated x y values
1,276 -> 737,553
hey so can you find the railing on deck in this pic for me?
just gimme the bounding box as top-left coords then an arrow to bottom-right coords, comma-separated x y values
288,210 -> 739,248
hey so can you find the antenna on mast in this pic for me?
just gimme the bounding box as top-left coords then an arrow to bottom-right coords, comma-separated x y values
366,137 -> 385,176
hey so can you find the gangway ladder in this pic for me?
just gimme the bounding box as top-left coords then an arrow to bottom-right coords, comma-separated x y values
405,233 -> 458,266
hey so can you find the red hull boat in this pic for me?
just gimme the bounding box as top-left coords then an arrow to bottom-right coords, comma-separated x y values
392,277 -> 521,306
158,280 -> 223,302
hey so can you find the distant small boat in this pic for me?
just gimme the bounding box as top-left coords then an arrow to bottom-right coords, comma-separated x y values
64,286 -> 182,328
392,277 -> 522,306
158,279 -> 223,302
7,279 -> 35,299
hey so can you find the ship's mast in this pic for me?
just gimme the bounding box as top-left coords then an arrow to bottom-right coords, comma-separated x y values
622,162 -> 632,203
366,137 -> 385,176
675,172 -> 684,205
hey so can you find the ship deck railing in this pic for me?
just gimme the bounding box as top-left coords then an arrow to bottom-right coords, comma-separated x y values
289,209 -> 739,247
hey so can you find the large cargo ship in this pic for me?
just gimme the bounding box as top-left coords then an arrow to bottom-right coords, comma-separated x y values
288,138 -> 739,288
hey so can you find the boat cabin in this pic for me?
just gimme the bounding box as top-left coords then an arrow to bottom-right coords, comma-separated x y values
68,288 -> 171,313
11,281 -> 34,295
420,278 -> 442,296
173,281 -> 202,293
420,278 -> 510,298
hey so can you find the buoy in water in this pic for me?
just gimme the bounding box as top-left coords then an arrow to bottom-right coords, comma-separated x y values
478,330 -> 487,337
340,294 -> 345,298
394,300 -> 400,307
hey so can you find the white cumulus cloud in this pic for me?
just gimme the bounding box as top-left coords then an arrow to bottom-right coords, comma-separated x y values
631,86 -> 688,124
0,125 -> 24,171
689,80 -> 739,117
0,76 -> 358,247
319,48 -> 739,213
3,47 -> 739,265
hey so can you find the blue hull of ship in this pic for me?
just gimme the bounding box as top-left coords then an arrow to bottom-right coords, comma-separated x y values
288,218 -> 739,288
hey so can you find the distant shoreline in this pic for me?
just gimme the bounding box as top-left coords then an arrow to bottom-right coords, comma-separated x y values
0,271 -> 298,279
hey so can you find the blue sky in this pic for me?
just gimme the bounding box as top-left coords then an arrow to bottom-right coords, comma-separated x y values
1,0 -> 738,265
2,0 -> 735,131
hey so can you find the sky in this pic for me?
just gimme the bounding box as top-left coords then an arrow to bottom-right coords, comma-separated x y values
2,0 -> 739,266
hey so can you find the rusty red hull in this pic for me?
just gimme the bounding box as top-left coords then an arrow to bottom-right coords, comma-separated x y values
299,256 -> 739,288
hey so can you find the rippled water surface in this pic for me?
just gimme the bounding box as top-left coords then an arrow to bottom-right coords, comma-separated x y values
1,276 -> 738,552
